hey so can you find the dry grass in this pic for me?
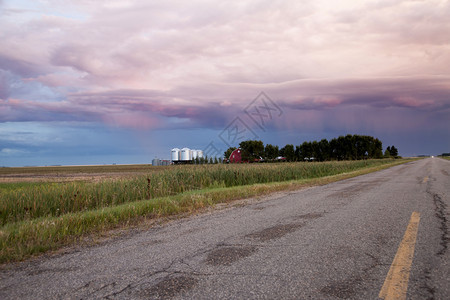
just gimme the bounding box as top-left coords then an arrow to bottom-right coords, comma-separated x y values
0,164 -> 162,183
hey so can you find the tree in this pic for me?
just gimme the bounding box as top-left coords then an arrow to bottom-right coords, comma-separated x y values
385,146 -> 392,157
239,140 -> 264,161
389,145 -> 398,158
355,135 -> 370,160
316,139 -> 330,161
329,138 -> 339,160
384,149 -> 391,158
298,141 -> 313,161
327,135 -> 383,160
264,144 -> 279,160
280,144 -> 295,161
311,141 -> 319,161
372,138 -> 383,159
384,145 -> 398,158
344,134 -> 357,160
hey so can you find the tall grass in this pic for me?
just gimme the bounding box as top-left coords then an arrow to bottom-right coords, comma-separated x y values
0,159 -> 414,263
1,160 -> 394,226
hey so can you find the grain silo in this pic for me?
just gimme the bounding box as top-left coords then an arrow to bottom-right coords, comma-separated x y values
152,158 -> 160,166
171,148 -> 181,162
181,147 -> 191,161
192,149 -> 199,159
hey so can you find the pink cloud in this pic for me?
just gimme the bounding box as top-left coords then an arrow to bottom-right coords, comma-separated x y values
393,97 -> 435,108
0,0 -> 449,137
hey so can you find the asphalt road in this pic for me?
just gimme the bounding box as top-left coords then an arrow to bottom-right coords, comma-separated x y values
1,158 -> 449,299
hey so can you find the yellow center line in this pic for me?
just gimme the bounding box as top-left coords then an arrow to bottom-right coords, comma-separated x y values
379,212 -> 421,300
422,176 -> 428,183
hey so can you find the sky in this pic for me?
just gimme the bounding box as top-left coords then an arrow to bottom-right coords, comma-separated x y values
1,0 -> 449,166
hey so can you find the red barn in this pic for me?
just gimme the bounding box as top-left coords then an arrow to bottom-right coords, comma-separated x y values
229,148 -> 242,163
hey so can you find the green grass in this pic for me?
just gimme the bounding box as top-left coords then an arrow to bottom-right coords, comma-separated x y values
0,159 -> 414,263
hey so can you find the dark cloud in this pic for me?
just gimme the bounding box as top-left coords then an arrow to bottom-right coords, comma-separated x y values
0,55 -> 42,77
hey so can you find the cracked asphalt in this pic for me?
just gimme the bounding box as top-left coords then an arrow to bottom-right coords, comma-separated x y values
1,158 -> 449,299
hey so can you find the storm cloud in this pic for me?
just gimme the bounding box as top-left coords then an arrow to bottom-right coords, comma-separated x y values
1,0 -> 449,165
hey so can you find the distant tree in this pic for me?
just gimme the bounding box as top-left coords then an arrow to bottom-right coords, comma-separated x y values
214,157 -> 218,164
298,141 -> 313,161
295,145 -> 301,161
385,146 -> 391,157
311,141 -> 320,161
329,138 -> 339,160
328,135 -> 383,160
317,139 -> 330,161
336,136 -> 347,160
280,144 -> 295,161
239,140 -> 264,161
370,138 -> 383,159
384,149 -> 392,158
219,135 -> 386,164
209,157 -> 214,164
264,144 -> 279,160
224,147 -> 237,160
389,146 -> 398,158
344,134 -> 357,160
355,135 -> 369,160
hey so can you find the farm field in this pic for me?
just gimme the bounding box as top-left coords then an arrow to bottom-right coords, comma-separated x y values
0,159 -> 415,263
0,164 -> 159,183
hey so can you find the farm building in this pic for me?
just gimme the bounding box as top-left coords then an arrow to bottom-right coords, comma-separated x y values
171,147 -> 203,164
228,148 -> 242,163
228,148 -> 268,163
152,158 -> 171,166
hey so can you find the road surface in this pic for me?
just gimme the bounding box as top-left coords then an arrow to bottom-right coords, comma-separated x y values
1,158 -> 449,299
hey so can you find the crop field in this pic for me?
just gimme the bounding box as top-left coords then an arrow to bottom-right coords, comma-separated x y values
0,164 -> 159,183
0,159 -> 414,263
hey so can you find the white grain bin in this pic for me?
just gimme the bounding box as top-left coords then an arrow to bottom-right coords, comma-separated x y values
192,149 -> 199,159
197,150 -> 203,159
181,147 -> 191,161
171,148 -> 181,161
152,158 -> 160,166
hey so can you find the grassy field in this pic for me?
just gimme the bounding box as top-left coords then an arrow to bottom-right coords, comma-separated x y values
0,159 -> 414,263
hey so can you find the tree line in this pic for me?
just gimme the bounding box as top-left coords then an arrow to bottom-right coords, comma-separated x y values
224,134 -> 400,162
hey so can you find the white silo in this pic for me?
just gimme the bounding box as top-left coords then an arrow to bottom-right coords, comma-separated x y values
197,150 -> 204,159
192,150 -> 198,159
152,158 -> 160,166
171,148 -> 180,162
181,148 -> 191,161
